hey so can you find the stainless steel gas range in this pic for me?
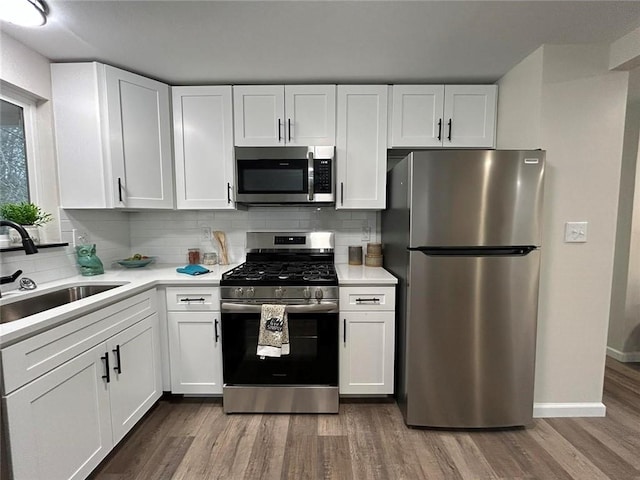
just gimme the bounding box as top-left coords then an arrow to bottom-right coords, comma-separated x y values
220,232 -> 339,413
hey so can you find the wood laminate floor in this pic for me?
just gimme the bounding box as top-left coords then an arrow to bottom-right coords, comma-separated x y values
90,358 -> 640,480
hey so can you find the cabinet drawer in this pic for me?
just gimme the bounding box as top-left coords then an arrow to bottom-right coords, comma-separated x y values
1,289 -> 157,395
165,287 -> 219,311
340,286 -> 396,311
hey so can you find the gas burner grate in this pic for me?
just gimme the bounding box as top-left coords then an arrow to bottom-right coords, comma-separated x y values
221,261 -> 338,285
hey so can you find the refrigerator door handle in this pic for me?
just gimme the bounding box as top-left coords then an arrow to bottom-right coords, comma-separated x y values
408,246 -> 537,256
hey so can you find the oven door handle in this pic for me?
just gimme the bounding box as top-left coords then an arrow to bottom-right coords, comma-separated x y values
220,302 -> 338,313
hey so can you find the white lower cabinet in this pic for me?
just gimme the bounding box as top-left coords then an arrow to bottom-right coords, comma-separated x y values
166,287 -> 222,395
2,290 -> 162,480
5,343 -> 112,480
107,314 -> 162,443
168,311 -> 223,394
339,286 -> 396,395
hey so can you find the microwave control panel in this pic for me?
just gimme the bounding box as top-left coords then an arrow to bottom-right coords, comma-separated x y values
314,159 -> 332,194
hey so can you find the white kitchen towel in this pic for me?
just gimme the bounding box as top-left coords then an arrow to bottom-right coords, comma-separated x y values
257,304 -> 290,357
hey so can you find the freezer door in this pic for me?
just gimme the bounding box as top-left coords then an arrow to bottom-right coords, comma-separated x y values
409,150 -> 545,247
404,249 -> 540,427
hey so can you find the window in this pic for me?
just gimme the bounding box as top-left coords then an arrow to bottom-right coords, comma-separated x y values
0,98 -> 30,203
0,87 -> 37,206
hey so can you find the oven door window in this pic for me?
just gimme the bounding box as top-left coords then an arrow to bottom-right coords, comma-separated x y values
237,159 -> 308,194
222,312 -> 338,386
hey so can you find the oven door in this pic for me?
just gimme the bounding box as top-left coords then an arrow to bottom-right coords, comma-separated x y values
220,302 -> 339,413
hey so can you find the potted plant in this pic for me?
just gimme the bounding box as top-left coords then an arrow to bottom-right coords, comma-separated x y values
0,202 -> 53,245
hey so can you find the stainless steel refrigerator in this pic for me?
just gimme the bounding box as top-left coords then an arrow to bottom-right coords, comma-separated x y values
382,150 -> 545,428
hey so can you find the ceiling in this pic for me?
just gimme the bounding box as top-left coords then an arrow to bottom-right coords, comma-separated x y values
3,0 -> 640,85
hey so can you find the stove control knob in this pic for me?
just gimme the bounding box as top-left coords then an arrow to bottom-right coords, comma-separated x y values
275,287 -> 284,299
314,288 -> 324,301
246,287 -> 255,298
234,287 -> 244,297
303,287 -> 312,299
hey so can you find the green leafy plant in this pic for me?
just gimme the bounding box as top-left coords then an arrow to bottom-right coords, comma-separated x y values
0,202 -> 53,227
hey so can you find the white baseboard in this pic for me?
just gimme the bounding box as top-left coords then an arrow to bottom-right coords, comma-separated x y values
606,346 -> 640,363
533,402 -> 606,418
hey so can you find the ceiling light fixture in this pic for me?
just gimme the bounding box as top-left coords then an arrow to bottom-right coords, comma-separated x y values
0,0 -> 48,27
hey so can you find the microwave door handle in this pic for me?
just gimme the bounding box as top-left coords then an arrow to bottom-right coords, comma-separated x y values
308,150 -> 314,201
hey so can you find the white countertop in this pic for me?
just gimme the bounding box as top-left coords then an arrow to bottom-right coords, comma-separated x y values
335,264 -> 398,285
0,263 -> 397,347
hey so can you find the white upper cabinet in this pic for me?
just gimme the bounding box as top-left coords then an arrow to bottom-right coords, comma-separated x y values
51,62 -> 174,209
172,86 -> 235,209
233,85 -> 335,146
284,85 -> 336,146
390,84 -> 497,148
391,85 -> 445,147
336,85 -> 388,210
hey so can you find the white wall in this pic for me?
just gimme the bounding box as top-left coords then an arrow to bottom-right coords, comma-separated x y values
498,44 -> 629,409
608,67 -> 640,361
0,32 -> 59,244
496,47 -> 543,149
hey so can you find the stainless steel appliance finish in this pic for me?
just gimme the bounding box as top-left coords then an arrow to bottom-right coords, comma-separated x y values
246,231 -> 334,253
0,283 -> 125,324
223,386 -> 339,414
220,231 -> 339,414
382,150 -> 545,428
235,146 -> 335,205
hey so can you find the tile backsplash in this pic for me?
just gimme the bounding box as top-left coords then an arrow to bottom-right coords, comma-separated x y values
0,209 -> 130,294
1,207 -> 379,291
129,207 -> 379,265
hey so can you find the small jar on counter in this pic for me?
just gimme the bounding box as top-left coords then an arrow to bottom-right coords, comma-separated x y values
202,252 -> 218,265
187,248 -> 201,265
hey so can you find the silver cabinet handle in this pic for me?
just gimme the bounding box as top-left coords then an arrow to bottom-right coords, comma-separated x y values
308,150 -> 314,201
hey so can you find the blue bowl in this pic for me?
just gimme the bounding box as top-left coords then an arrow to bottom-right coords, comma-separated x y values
117,257 -> 154,268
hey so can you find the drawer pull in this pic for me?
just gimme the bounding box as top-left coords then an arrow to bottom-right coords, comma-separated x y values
113,345 -> 122,374
180,297 -> 205,303
214,318 -> 220,343
356,297 -> 380,304
101,353 -> 110,383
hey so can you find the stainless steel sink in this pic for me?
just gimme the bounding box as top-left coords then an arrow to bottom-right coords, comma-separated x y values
0,284 -> 125,324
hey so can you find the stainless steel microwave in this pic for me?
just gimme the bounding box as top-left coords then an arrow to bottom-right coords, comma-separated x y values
235,146 -> 335,205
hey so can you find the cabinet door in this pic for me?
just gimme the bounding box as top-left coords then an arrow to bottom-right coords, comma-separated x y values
51,62 -> 111,208
285,85 -> 336,146
443,85 -> 497,148
391,85 -> 445,147
105,65 -> 174,208
5,343 -> 112,480
107,314 -> 162,444
336,85 -> 388,209
173,86 -> 235,209
233,85 -> 285,146
168,311 -> 223,394
339,312 -> 395,395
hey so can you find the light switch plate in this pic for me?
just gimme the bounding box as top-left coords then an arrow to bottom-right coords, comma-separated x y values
564,222 -> 588,243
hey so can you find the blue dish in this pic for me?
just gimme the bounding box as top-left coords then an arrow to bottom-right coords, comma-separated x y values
117,257 -> 154,268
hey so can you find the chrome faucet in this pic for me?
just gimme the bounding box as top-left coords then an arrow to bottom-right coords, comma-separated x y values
0,220 -> 38,254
